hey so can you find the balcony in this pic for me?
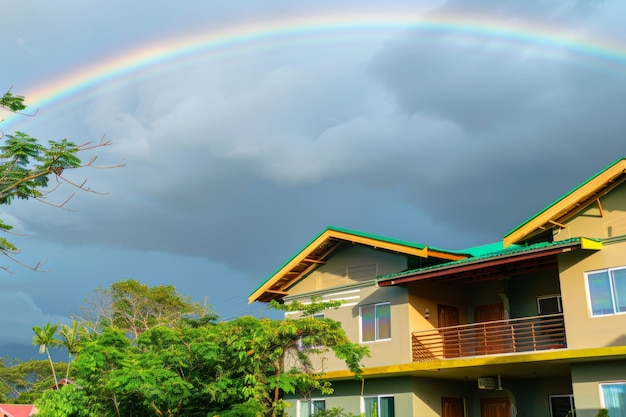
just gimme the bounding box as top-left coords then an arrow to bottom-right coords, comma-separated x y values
412,313 -> 566,362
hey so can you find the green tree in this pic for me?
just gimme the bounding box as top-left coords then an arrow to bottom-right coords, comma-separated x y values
77,279 -> 216,338
0,357 -> 62,403
57,321 -> 84,381
214,299 -> 369,417
0,89 -> 124,271
35,283 -> 368,417
32,322 -> 60,390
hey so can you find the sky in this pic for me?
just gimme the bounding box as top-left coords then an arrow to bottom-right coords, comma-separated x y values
2,0 -> 626,359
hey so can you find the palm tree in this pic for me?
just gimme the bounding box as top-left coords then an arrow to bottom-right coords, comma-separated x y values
32,322 -> 59,389
57,321 -> 83,381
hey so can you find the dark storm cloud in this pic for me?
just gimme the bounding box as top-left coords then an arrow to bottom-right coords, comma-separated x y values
365,0 -> 626,238
3,0 -> 626,350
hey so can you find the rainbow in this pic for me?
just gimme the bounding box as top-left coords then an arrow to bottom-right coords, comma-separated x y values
4,10 -> 626,128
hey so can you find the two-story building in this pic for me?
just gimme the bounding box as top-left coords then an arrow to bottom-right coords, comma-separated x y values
248,157 -> 626,417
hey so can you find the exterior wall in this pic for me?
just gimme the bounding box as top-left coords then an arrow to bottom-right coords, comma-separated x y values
407,280 -> 468,332
559,241 -> 626,348
411,377 -> 470,417
554,181 -> 626,242
285,374 -> 574,417
507,270 -> 561,318
503,376 -> 573,417
571,360 -> 626,417
287,245 -> 408,296
284,377 -> 414,417
285,283 -> 411,371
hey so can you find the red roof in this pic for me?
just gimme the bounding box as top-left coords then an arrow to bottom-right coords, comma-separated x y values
0,404 -> 38,417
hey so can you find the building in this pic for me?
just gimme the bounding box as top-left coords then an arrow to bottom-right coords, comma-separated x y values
0,405 -> 38,417
248,157 -> 626,417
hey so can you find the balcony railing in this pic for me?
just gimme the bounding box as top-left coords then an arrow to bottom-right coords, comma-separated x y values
411,313 -> 566,362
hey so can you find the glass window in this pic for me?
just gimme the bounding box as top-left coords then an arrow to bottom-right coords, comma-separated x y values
538,295 -> 562,315
586,267 -> 626,316
363,395 -> 395,417
361,302 -> 391,342
299,399 -> 326,417
549,394 -> 575,417
601,383 -> 626,417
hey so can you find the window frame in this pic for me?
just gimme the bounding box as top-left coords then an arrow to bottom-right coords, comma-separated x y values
600,382 -> 626,417
585,266 -> 626,317
297,398 -> 326,417
360,302 -> 391,343
548,394 -> 575,417
537,295 -> 563,315
361,394 -> 395,417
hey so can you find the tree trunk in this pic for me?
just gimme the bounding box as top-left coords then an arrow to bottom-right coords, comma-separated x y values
45,347 -> 59,390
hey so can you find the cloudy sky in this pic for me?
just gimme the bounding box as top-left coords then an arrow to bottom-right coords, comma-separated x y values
2,0 -> 625,358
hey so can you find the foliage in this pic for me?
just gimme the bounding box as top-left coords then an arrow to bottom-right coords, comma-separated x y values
32,322 -> 60,390
312,407 -> 362,417
0,89 -> 124,271
30,282 -> 368,417
77,278 -> 217,338
0,357 -> 62,403
595,409 -> 609,417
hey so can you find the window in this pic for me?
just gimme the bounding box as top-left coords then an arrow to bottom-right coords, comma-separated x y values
363,395 -> 394,417
549,394 -> 575,417
361,302 -> 391,342
601,383 -> 626,417
538,295 -> 562,315
298,399 -> 325,417
586,267 -> 626,316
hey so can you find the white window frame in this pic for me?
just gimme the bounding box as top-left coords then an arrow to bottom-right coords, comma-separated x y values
599,381 -> 626,416
585,266 -> 626,317
297,398 -> 326,417
361,394 -> 395,417
538,295 -> 563,315
360,302 -> 391,343
548,394 -> 575,417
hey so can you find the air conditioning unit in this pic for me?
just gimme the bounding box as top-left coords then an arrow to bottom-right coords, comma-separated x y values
477,375 -> 502,390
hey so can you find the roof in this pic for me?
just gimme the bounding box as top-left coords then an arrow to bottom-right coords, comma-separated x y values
0,405 -> 38,417
503,157 -> 626,247
378,237 -> 602,286
248,226 -> 469,303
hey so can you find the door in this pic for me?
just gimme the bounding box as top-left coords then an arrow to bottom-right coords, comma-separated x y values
480,398 -> 510,417
438,305 -> 460,358
442,397 -> 464,417
474,303 -> 504,354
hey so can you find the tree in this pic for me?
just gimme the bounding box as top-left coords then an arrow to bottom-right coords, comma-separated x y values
217,299 -> 369,417
57,321 -> 85,381
32,322 -> 60,390
77,279 -> 217,338
0,357 -> 63,403
35,283 -> 368,417
0,89 -> 124,271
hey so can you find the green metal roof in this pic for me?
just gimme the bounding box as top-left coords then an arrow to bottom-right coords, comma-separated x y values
378,237 -> 598,283
503,156 -> 626,241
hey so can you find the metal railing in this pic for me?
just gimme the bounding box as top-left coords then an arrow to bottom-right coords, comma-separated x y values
411,313 -> 566,362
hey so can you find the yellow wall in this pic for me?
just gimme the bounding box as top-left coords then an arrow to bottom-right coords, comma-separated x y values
559,240 -> 626,348
554,181 -> 626,242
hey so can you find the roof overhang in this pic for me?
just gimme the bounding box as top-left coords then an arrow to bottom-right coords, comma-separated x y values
379,237 -> 601,287
504,158 -> 626,247
249,227 -> 468,303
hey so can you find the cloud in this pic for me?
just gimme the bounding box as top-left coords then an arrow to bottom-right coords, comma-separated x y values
0,290 -> 69,346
